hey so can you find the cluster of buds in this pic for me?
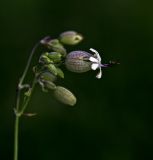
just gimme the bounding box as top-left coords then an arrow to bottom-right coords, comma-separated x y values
33,31 -> 117,106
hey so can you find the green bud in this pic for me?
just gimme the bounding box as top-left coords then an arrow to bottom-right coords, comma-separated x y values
44,64 -> 64,78
54,86 -> 77,106
41,38 -> 66,56
59,31 -> 83,45
45,64 -> 58,76
39,71 -> 57,82
43,81 -> 57,90
56,68 -> 64,78
38,72 -> 57,91
39,53 -> 53,64
47,52 -> 62,63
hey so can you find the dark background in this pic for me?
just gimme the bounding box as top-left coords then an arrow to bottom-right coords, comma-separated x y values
0,0 -> 153,160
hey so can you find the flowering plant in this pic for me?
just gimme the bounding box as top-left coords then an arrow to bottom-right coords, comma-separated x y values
13,31 -> 118,160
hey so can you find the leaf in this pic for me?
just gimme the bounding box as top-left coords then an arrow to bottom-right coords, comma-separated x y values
39,54 -> 52,64
47,52 -> 62,62
24,89 -> 32,97
56,68 -> 64,78
40,72 -> 56,82
46,64 -> 58,76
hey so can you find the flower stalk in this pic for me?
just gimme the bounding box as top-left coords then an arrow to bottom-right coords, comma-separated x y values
13,41 -> 40,160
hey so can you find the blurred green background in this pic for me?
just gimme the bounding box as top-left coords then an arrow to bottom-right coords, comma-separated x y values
0,0 -> 153,160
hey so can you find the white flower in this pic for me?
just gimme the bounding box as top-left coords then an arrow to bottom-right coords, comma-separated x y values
89,48 -> 102,79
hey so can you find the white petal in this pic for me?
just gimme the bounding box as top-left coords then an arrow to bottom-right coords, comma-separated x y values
96,68 -> 102,79
91,63 -> 99,70
89,57 -> 99,63
90,48 -> 98,54
90,48 -> 101,62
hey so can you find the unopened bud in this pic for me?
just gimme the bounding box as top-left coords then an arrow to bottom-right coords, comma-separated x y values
41,38 -> 66,56
44,64 -> 64,78
59,31 -> 83,45
40,36 -> 52,45
65,51 -> 92,73
47,52 -> 62,63
54,86 -> 77,106
38,72 -> 57,91
44,81 -> 57,90
39,53 -> 52,64
39,71 -> 57,82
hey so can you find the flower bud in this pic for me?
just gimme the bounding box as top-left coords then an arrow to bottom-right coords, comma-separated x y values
59,31 -> 83,45
65,51 -> 92,73
38,72 -> 57,91
39,53 -> 53,64
45,64 -> 58,76
47,52 -> 62,63
39,71 -> 57,82
44,64 -> 64,78
54,86 -> 77,106
41,38 -> 67,56
44,81 -> 57,90
40,36 -> 52,45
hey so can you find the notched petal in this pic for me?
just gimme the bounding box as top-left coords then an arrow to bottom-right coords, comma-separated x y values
91,63 -> 99,70
90,48 -> 101,62
96,69 -> 102,79
89,57 -> 99,63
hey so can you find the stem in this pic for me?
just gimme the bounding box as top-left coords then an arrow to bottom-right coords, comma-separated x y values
14,115 -> 20,160
19,42 -> 40,86
14,83 -> 21,160
20,78 -> 36,115
14,78 -> 36,160
14,41 -> 40,160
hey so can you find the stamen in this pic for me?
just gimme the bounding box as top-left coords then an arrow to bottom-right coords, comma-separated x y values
100,64 -> 110,67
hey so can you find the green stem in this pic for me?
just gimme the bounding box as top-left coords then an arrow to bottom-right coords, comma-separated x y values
14,115 -> 20,160
14,41 -> 40,160
14,83 -> 21,160
14,78 -> 36,160
20,78 -> 36,115
19,42 -> 40,86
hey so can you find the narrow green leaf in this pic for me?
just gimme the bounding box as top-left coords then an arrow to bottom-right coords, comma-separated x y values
46,64 -> 57,76
56,68 -> 64,78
